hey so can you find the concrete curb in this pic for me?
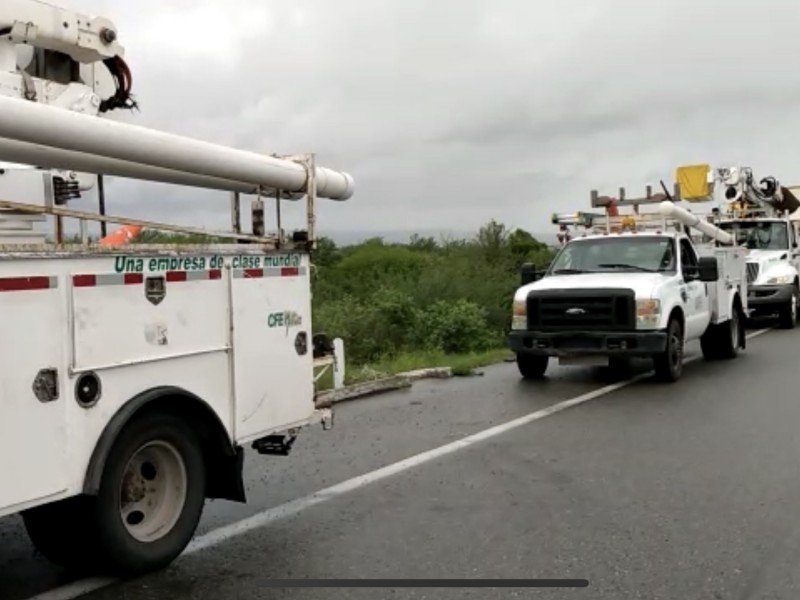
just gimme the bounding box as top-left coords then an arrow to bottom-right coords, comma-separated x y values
317,358 -> 508,406
317,367 -> 459,405
398,367 -> 453,381
316,375 -> 413,405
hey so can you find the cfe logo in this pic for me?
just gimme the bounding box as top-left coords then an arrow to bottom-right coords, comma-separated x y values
268,310 -> 303,332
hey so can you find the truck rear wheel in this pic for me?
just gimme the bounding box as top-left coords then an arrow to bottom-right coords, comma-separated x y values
22,495 -> 98,572
653,316 -> 683,382
516,353 -> 548,379
777,285 -> 799,329
701,304 -> 743,360
93,411 -> 207,576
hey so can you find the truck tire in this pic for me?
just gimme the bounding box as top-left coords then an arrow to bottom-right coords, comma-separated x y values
653,316 -> 683,382
91,411 -> 207,576
701,304 -> 742,360
22,495 -> 99,572
777,285 -> 799,329
516,353 -> 548,379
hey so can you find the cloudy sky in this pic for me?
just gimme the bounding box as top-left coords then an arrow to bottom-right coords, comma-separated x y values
26,0 -> 800,239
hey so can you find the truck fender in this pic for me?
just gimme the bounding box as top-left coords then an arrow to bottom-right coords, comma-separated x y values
661,303 -> 684,331
83,386 -> 246,503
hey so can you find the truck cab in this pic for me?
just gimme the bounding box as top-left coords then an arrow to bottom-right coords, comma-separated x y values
715,217 -> 800,328
508,226 -> 745,383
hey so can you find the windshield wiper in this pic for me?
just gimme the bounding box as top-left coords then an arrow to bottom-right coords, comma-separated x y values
597,263 -> 656,273
551,268 -> 584,274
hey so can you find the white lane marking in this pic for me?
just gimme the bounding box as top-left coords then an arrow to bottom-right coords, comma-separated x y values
23,580 -> 116,600
23,328 -> 772,600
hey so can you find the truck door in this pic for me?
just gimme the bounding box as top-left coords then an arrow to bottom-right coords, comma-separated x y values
789,221 -> 800,271
230,253 -> 316,443
679,238 -> 710,339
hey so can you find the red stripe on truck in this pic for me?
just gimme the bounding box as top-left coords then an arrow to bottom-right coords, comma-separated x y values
165,271 -> 187,282
73,274 -> 96,287
0,276 -> 55,292
73,270 -> 223,287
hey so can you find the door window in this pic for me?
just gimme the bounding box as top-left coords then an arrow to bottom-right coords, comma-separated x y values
679,239 -> 699,277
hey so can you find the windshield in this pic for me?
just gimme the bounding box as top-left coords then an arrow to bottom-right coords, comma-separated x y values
717,220 -> 790,250
547,236 -> 676,274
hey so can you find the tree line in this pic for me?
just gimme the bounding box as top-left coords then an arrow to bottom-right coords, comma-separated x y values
310,221 -> 556,364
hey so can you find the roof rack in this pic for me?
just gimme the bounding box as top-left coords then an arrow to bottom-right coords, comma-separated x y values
553,179 -> 729,245
552,208 -> 685,235
550,212 -> 599,227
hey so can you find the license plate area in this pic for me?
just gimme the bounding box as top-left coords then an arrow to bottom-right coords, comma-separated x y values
558,355 -> 608,366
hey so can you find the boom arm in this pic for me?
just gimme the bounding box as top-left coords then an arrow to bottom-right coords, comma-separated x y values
0,0 -> 354,203
0,96 -> 355,200
658,200 -> 734,245
0,0 -> 356,247
0,137 -> 268,195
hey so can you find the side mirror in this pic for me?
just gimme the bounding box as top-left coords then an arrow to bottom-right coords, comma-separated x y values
520,263 -> 538,285
697,256 -> 719,283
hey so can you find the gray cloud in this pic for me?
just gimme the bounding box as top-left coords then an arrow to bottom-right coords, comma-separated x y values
37,0 -> 800,240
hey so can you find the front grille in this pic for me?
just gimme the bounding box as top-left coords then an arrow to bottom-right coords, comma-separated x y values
746,262 -> 759,284
526,288 -> 636,331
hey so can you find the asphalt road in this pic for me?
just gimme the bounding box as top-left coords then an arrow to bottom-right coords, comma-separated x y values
3,323 -> 800,600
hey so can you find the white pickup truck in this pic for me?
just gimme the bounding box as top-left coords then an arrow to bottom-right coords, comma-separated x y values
507,204 -> 748,382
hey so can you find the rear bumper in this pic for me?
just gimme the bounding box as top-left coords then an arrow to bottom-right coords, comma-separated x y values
747,284 -> 794,310
507,329 -> 667,357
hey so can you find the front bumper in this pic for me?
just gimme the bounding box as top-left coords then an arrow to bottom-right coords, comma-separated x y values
507,329 -> 668,358
747,283 -> 794,309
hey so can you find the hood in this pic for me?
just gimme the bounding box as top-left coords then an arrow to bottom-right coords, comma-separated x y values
745,249 -> 796,284
514,271 -> 673,302
745,249 -> 790,264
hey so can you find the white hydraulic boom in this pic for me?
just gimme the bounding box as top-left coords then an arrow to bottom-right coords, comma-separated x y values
0,0 -> 354,244
0,97 -> 355,200
707,166 -> 800,217
658,200 -> 735,245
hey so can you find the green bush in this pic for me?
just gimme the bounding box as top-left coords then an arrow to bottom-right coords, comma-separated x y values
310,222 -> 556,365
412,299 -> 496,354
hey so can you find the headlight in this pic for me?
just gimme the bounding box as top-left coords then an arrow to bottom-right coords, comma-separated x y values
512,300 -> 526,330
766,274 -> 794,285
636,298 -> 661,328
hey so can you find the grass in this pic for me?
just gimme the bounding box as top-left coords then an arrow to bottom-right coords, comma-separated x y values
315,347 -> 513,391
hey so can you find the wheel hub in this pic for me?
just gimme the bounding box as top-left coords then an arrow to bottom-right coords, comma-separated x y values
121,469 -> 147,504
671,333 -> 682,364
119,441 -> 188,543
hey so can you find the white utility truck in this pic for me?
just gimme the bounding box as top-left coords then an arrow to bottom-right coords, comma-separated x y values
508,182 -> 748,383
0,0 -> 350,577
688,166 -> 800,328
